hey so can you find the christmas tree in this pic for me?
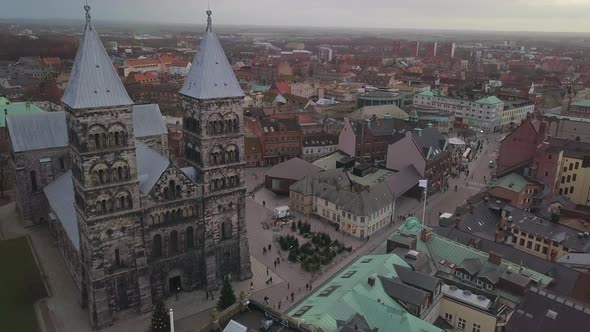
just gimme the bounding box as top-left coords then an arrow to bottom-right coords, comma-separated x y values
150,301 -> 170,332
217,277 -> 237,310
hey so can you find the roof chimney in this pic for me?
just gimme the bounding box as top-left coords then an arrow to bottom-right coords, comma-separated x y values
413,128 -> 422,136
488,251 -> 502,265
368,276 -> 376,287
420,228 -> 431,242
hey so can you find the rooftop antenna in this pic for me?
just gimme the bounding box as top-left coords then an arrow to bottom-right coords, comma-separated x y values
206,6 -> 213,33
84,0 -> 91,28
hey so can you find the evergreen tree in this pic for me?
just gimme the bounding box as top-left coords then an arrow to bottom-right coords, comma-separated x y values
217,277 -> 237,310
151,301 -> 170,332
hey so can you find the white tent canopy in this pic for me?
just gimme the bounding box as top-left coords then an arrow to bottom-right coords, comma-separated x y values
448,137 -> 466,145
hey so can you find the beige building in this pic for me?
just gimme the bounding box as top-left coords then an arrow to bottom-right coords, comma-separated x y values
553,148 -> 590,206
439,287 -> 506,332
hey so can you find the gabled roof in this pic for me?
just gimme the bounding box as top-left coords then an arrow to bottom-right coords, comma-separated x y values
393,264 -> 440,292
44,171 -> 78,250
379,276 -> 428,307
7,112 -> 68,152
180,25 -> 244,100
135,140 -> 170,194
132,104 -> 167,137
266,157 -> 323,181
62,16 -> 133,109
0,100 -> 45,128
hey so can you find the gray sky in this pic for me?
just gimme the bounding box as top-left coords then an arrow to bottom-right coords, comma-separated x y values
4,0 -> 590,32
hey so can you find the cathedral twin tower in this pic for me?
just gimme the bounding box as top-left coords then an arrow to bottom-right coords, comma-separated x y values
61,6 -> 251,328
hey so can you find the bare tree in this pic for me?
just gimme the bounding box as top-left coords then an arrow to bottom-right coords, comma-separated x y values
0,153 -> 9,198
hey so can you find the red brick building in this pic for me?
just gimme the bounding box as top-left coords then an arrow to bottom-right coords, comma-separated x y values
497,114 -> 546,176
487,173 -> 544,211
244,116 -> 302,166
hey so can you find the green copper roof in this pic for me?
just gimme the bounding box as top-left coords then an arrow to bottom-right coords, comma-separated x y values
493,173 -> 532,193
0,99 -> 46,128
397,216 -> 555,287
475,96 -> 503,105
572,99 -> 590,107
417,90 -> 437,97
288,254 -> 443,332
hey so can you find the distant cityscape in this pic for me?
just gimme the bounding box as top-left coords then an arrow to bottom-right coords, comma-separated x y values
1,4 -> 590,332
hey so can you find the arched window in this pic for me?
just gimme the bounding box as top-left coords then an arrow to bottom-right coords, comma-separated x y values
94,134 -> 100,149
127,195 -> 132,209
170,230 -> 179,255
114,248 -> 122,267
30,171 -> 38,191
175,185 -> 182,199
101,200 -> 107,213
98,169 -> 105,184
59,157 -> 65,170
118,167 -> 123,181
169,180 -> 176,199
186,227 -> 194,249
221,221 -> 232,240
152,235 -> 162,258
165,211 -> 171,223
163,187 -> 169,199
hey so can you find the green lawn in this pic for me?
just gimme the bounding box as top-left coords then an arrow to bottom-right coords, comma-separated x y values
0,237 -> 47,332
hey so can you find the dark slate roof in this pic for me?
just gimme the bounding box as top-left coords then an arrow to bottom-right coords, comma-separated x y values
341,181 -> 392,216
336,313 -> 378,332
180,27 -> 244,100
413,127 -> 447,160
7,111 -> 68,152
459,257 -> 484,275
365,118 -> 413,137
132,104 -> 167,138
379,276 -> 428,307
506,287 -> 590,332
43,170 -> 78,250
385,164 -> 421,198
394,264 -> 440,293
266,157 -> 323,181
432,227 -> 582,299
62,18 -> 133,109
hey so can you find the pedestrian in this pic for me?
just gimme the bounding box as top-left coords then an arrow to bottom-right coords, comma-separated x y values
291,292 -> 295,302
277,257 -> 281,265
263,247 -> 266,255
305,283 -> 309,290
206,290 -> 209,300
278,300 -> 282,309
268,244 -> 272,251
309,283 -> 312,291
267,267 -> 269,276
264,296 -> 269,305
270,277 -> 273,283
263,200 -> 266,207
274,260 -> 277,269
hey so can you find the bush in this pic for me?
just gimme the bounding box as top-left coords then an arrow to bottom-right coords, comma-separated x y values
291,222 -> 297,232
297,220 -> 303,229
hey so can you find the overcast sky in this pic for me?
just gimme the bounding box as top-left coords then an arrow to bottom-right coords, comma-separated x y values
4,0 -> 590,32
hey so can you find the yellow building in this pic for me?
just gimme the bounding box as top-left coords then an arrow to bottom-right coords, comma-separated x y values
554,148 -> 590,206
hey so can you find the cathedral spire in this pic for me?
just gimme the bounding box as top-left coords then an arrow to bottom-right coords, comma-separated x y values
206,9 -> 212,32
179,10 -> 244,100
62,4 -> 133,109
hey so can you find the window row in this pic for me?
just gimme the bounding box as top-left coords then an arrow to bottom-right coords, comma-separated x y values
88,131 -> 129,150
152,227 -> 196,258
207,117 -> 239,135
95,192 -> 133,215
163,180 -> 183,200
209,175 -> 240,192
91,163 -> 131,186
149,206 -> 197,225
209,145 -> 240,166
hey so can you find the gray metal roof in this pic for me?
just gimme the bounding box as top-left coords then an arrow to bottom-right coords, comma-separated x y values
132,104 -> 167,138
62,21 -> 133,109
136,140 -> 170,194
7,111 -> 68,152
266,157 -> 323,181
44,170 -> 79,250
180,31 -> 244,100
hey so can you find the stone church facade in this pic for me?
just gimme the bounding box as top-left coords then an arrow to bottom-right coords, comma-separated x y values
6,6 -> 251,330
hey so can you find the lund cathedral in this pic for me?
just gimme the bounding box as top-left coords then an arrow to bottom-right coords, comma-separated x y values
6,6 -> 252,329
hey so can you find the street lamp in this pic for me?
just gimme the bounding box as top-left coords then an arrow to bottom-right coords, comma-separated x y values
169,308 -> 175,332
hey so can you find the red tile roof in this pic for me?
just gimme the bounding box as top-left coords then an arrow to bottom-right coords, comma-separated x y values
125,58 -> 161,68
272,81 -> 291,94
42,57 -> 62,66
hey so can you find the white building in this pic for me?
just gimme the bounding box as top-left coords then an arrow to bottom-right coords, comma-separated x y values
318,45 -> 333,63
169,61 -> 192,76
414,91 -> 506,131
302,134 -> 338,161
498,100 -> 535,129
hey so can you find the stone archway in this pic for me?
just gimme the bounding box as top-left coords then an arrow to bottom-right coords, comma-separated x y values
166,268 -> 184,295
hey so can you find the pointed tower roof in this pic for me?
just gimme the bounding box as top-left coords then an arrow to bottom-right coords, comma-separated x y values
180,10 -> 244,100
62,5 -> 133,109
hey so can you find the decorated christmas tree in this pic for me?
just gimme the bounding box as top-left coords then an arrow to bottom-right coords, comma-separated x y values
217,277 -> 237,310
151,301 -> 170,332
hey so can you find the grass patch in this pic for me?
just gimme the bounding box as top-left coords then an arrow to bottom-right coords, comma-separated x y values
0,237 -> 47,332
